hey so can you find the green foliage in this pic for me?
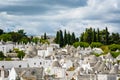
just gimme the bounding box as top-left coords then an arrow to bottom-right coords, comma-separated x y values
92,52 -> 101,57
64,30 -> 67,45
92,29 -> 96,42
101,46 -> 109,54
0,29 -> 29,43
71,32 -> 76,44
97,28 -> 100,42
20,37 -> 30,44
0,29 -> 3,35
0,51 -> 5,60
9,32 -> 22,42
109,44 -> 120,51
111,51 -> 120,58
67,32 -> 71,45
0,51 -> 12,61
59,30 -> 64,47
44,33 -> 47,40
80,33 -> 84,41
0,58 -> 4,61
80,27 -> 119,45
73,42 -> 89,48
55,31 -> 60,44
0,51 -> 5,58
90,42 -> 103,48
17,50 -> 25,60
32,37 -> 40,44
105,27 -> 109,45
18,29 -> 26,37
109,33 -> 120,44
73,42 -> 80,48
0,34 -> 12,42
13,48 -> 19,52
54,30 -> 78,47
5,58 -> 12,61
40,39 -> 50,44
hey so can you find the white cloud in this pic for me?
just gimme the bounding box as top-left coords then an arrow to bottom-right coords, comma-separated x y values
0,0 -> 120,36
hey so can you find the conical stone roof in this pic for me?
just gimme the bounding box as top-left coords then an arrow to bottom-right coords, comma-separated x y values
109,64 -> 118,74
51,59 -> 61,67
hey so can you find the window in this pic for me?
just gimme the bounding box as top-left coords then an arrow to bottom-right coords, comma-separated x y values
19,65 -> 21,68
40,62 -> 42,65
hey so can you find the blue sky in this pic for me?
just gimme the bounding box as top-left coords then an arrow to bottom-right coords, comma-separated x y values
0,0 -> 120,36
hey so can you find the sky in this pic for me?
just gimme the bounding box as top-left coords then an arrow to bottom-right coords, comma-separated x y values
0,0 -> 120,36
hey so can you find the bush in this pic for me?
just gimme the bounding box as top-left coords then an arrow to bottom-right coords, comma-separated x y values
90,42 -> 103,48
101,46 -> 109,54
40,39 -> 50,44
5,58 -> 12,61
17,51 -> 25,60
111,51 -> 120,58
73,42 -> 89,48
0,58 -> 4,61
92,52 -> 101,57
109,44 -> 120,51
73,42 -> 80,48
0,51 -> 5,58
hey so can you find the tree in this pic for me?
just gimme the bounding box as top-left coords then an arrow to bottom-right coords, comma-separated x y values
105,27 -> 109,44
0,34 -> 12,42
90,42 -> 103,48
73,42 -> 89,48
44,32 -> 47,40
17,51 -> 25,60
64,30 -> 67,46
67,32 -> 71,45
75,38 -> 79,42
80,33 -> 84,42
0,29 -> 3,35
32,37 -> 40,44
97,28 -> 100,42
0,51 -> 5,58
55,31 -> 60,44
59,30 -> 64,47
20,37 -> 30,44
18,29 -> 26,37
109,33 -> 120,44
82,28 -> 93,44
87,28 -> 93,43
109,44 -> 120,51
71,32 -> 76,44
0,51 -> 5,60
92,29 -> 96,42
9,32 -> 22,42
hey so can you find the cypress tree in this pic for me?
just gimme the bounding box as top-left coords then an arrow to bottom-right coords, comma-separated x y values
67,32 -> 71,45
76,38 -> 79,42
44,32 -> 47,40
92,29 -> 96,42
55,31 -> 60,44
71,32 -> 76,44
0,29 -> 3,35
59,30 -> 64,47
105,27 -> 109,44
80,33 -> 84,42
97,28 -> 100,42
64,30 -> 67,46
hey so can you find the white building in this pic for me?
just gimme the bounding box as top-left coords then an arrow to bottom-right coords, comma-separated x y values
38,46 -> 54,57
0,43 -> 14,54
97,74 -> 117,80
